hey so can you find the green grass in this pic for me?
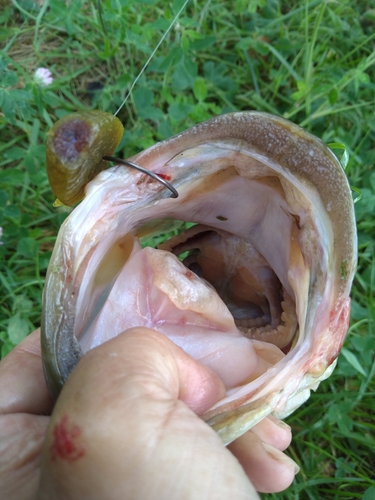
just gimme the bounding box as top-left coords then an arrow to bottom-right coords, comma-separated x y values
1,0 -> 374,498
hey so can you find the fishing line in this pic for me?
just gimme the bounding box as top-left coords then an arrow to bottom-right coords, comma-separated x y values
114,0 -> 190,117
103,1 -> 191,198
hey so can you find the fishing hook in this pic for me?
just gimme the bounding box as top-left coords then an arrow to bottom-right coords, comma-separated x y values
103,155 -> 179,198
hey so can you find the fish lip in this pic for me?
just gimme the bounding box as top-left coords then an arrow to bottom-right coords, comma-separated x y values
41,111 -> 357,439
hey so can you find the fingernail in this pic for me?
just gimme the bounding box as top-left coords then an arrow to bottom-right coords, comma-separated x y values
268,415 -> 291,431
261,442 -> 300,475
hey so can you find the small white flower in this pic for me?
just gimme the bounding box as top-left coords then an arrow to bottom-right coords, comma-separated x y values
0,227 -> 3,245
34,67 -> 53,87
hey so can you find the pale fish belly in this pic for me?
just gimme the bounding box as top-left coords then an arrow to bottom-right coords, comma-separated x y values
41,112 -> 357,444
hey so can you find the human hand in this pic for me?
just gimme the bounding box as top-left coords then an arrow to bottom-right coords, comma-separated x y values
0,327 -> 299,500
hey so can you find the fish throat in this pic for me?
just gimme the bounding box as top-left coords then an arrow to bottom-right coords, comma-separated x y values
74,158 -> 310,376
134,163 -> 304,358
151,221 -> 298,352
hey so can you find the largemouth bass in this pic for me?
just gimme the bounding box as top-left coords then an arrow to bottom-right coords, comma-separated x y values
41,111 -> 357,445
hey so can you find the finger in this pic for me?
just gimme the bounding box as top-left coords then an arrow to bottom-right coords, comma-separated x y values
37,328 -> 257,500
250,415 -> 292,451
0,330 -> 53,416
228,429 -> 299,493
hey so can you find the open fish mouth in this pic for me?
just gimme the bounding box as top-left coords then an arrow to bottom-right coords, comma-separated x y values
41,112 -> 357,444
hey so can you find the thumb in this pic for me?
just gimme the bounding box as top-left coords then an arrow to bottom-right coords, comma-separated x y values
37,328 -> 255,500
69,326 -> 226,415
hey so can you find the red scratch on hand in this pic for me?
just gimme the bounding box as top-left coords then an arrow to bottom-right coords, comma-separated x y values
50,414 -> 85,461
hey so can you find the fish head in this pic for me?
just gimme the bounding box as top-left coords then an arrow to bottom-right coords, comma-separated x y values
42,112 -> 357,444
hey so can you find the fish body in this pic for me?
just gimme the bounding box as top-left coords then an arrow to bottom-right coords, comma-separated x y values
41,112 -> 357,444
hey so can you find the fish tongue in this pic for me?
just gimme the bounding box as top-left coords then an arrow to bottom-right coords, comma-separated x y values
81,244 -> 266,390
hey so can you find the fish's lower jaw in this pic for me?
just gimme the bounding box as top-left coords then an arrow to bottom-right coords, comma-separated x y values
273,357 -> 338,421
205,357 -> 338,445
272,388 -> 311,421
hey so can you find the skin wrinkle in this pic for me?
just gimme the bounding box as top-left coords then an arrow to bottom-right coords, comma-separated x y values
144,411 -> 254,500
8,413 -> 22,432
0,414 -> 47,500
124,379 -> 213,469
147,423 -> 192,499
15,432 -> 43,470
80,354 -> 182,424
105,332 -> 180,397
0,330 -> 52,416
200,449 -> 251,500
17,343 -> 42,357
0,416 -> 46,469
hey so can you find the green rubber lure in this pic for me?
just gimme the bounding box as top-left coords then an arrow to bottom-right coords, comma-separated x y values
46,110 -> 124,206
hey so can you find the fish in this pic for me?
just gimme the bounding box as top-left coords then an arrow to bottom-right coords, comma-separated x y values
41,111 -> 357,445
